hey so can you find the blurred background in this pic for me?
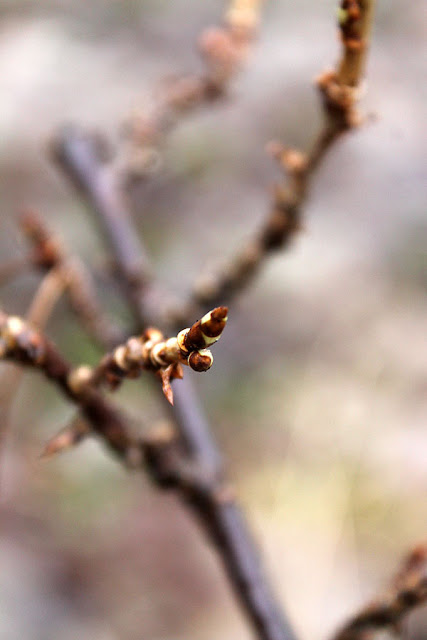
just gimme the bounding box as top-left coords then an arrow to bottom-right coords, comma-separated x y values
0,1 -> 426,639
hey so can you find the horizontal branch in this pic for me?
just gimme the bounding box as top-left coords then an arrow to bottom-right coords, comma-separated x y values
76,305 -> 228,404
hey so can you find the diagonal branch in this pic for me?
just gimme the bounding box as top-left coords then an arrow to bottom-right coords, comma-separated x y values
333,544 -> 427,640
187,0 -> 377,313
122,0 -> 264,181
20,209 -> 125,347
0,310 -> 140,462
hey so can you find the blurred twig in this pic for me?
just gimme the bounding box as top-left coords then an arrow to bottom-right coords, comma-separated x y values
334,544 -> 427,640
0,266 -> 67,470
20,210 -> 124,347
187,0 -> 377,312
121,0 -> 263,181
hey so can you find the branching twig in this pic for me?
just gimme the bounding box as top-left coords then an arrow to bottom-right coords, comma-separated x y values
189,0 -> 376,311
0,309 -> 219,487
334,544 -> 427,640
0,310 -> 140,461
0,268 -> 67,467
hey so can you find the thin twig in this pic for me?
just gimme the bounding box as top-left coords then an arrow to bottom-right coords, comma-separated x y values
334,544 -> 427,640
187,0 -> 377,312
121,0 -> 263,181
0,267 -> 68,471
26,266 -> 67,329
20,210 -> 124,347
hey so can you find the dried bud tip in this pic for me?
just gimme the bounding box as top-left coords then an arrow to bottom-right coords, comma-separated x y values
188,349 -> 214,372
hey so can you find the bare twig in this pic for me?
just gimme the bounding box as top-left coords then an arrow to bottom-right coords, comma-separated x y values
53,128 -> 297,640
0,308 -> 212,479
189,0 -> 377,311
41,415 -> 91,459
25,266 -> 67,329
0,310 -> 139,461
334,544 -> 427,640
20,210 -> 124,347
0,267 -> 68,469
122,0 -> 263,180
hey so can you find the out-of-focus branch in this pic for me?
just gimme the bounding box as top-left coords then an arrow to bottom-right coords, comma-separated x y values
0,268 -> 68,466
334,544 -> 427,640
53,128 -> 297,640
52,129 -> 170,327
337,0 -> 376,87
20,210 -> 124,347
0,309 -> 140,461
122,0 -> 263,180
188,0 -> 376,312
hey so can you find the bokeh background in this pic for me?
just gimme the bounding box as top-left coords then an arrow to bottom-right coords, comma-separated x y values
0,1 -> 426,639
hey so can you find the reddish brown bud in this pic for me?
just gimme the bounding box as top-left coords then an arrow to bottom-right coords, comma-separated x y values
188,349 -> 214,372
184,306 -> 228,351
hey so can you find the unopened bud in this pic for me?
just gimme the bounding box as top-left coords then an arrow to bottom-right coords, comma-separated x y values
188,349 -> 213,372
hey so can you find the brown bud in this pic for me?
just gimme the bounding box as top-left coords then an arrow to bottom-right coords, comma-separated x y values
184,306 -> 228,351
188,349 -> 213,372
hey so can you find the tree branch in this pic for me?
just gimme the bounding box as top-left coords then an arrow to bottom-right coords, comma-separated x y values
0,310 -> 140,461
187,0 -> 377,312
52,127 -> 297,640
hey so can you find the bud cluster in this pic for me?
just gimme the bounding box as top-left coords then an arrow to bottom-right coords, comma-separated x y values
85,307 -> 228,394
